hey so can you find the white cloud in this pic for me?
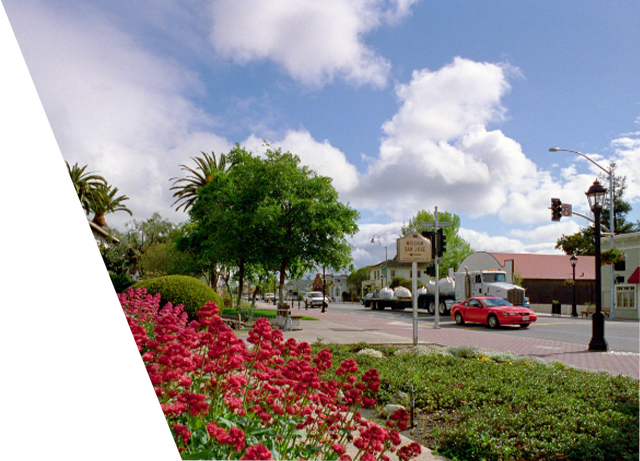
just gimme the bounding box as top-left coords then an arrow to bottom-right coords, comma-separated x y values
612,132 -> 640,204
7,0 -> 218,228
208,0 -> 415,87
245,130 -> 361,194
346,57 -> 547,224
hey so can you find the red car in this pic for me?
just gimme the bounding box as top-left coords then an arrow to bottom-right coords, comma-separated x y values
450,296 -> 537,329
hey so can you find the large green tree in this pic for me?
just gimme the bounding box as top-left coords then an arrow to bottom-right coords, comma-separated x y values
556,174 -> 639,255
185,145 -> 359,307
401,210 -> 473,278
257,147 -> 360,305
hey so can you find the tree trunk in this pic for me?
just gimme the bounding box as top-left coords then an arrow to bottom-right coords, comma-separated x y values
92,214 -> 106,227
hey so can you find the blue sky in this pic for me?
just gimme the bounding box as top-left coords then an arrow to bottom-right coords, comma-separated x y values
4,0 -> 639,269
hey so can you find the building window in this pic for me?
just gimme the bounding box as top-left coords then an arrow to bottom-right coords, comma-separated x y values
391,270 -> 395,277
617,286 -> 636,309
417,271 -> 421,278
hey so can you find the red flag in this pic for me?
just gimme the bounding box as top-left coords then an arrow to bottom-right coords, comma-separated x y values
8,199 -> 25,223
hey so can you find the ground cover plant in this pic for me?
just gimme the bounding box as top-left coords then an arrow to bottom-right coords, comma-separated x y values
120,288 -> 422,460
317,343 -> 639,461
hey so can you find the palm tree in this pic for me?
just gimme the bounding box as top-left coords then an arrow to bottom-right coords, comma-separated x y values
170,151 -> 228,212
33,162 -> 107,213
91,183 -> 132,227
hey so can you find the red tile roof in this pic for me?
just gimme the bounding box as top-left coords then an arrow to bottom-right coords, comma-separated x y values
489,253 -> 596,281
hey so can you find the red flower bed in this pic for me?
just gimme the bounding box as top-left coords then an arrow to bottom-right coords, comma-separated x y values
120,288 -> 421,460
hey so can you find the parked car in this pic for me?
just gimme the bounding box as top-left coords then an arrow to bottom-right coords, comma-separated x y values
450,296 -> 537,329
304,291 -> 328,309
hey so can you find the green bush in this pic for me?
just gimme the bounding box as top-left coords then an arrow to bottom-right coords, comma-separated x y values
18,265 -> 91,326
131,275 -> 223,319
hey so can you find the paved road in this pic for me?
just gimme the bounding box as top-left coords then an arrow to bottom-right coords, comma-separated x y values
249,301 -> 640,379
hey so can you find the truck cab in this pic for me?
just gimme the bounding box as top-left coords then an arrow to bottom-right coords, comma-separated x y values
455,270 -> 526,306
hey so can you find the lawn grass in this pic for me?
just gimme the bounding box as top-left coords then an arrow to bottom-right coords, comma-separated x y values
221,307 -> 318,321
312,343 -> 639,461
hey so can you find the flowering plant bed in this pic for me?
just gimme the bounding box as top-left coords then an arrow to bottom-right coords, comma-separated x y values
120,288 -> 421,460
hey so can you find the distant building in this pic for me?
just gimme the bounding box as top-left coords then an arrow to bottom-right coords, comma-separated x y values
362,256 -> 429,293
457,252 -> 596,309
601,232 -> 639,320
0,168 -> 118,276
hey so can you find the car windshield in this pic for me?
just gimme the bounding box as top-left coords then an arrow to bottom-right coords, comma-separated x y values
483,273 -> 507,283
308,292 -> 323,298
482,297 -> 512,307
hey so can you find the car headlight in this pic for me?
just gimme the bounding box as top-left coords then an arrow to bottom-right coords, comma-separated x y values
502,312 -> 517,316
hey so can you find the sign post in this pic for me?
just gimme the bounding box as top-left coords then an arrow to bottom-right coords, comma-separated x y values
397,233 -> 432,345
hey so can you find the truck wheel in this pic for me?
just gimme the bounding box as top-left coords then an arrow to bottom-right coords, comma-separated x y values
439,302 -> 448,316
428,302 -> 435,315
372,301 -> 378,310
455,312 -> 465,325
487,315 -> 500,329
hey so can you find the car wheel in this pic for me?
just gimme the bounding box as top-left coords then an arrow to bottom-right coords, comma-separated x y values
428,302 -> 435,315
519,323 -> 530,329
455,312 -> 465,325
439,302 -> 448,316
487,315 -> 500,329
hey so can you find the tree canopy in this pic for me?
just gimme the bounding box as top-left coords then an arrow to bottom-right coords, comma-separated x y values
556,174 -> 639,255
184,145 -> 360,307
401,210 -> 473,277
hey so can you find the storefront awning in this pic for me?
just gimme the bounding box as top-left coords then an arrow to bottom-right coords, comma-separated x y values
628,267 -> 640,284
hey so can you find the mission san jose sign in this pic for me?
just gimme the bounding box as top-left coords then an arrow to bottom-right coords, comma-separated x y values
396,233 -> 432,263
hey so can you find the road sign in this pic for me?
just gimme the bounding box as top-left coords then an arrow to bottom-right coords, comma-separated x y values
561,204 -> 572,217
421,221 -> 451,228
397,233 -> 432,263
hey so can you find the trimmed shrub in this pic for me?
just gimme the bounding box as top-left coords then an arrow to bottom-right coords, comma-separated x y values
18,265 -> 91,326
131,275 -> 223,319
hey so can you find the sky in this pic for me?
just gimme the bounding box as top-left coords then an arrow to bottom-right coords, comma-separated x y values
4,0 -> 640,270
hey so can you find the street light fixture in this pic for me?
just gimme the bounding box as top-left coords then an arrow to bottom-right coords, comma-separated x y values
549,147 -> 616,319
371,234 -> 388,289
585,179 -> 608,352
570,254 -> 578,317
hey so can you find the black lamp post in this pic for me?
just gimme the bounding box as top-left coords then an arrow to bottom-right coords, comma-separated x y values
586,179 -> 608,351
570,254 -> 578,317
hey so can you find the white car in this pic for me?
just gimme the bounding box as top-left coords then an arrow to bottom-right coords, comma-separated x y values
304,291 -> 328,309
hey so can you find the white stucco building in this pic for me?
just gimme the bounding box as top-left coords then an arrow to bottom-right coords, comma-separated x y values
0,168 -> 117,276
601,231 -> 640,320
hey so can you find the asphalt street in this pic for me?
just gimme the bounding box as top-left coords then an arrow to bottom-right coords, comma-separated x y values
245,300 -> 640,379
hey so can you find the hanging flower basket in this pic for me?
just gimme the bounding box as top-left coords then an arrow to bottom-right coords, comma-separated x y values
600,248 -> 625,266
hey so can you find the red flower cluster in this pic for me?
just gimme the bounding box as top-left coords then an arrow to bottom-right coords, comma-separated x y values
120,288 -> 421,461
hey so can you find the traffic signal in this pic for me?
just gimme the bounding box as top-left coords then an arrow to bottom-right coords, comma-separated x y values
421,231 -> 436,257
438,227 -> 447,256
551,198 -> 562,221
426,264 -> 436,276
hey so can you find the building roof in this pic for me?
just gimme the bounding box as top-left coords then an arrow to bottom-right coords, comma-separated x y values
0,168 -> 120,243
489,252 -> 595,281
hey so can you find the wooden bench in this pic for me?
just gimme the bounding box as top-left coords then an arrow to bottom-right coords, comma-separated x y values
580,306 -> 610,318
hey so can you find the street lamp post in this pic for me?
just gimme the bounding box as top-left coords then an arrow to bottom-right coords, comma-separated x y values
586,179 -> 608,352
570,254 -> 578,317
549,147 -> 616,319
371,235 -> 388,289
